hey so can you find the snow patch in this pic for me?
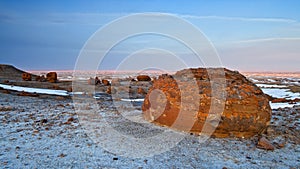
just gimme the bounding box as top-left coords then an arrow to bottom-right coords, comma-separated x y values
261,88 -> 300,100
121,98 -> 145,102
270,102 -> 300,109
256,84 -> 287,88
0,84 -> 69,96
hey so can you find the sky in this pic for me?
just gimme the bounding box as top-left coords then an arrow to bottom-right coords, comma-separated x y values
0,0 -> 300,72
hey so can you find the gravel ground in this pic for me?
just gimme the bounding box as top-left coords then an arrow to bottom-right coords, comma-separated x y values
0,92 -> 299,169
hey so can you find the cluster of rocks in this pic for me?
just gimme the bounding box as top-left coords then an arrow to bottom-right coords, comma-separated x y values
1,87 -> 299,167
87,75 -> 152,97
88,75 -> 152,86
22,72 -> 58,83
107,75 -> 152,98
142,68 -> 272,138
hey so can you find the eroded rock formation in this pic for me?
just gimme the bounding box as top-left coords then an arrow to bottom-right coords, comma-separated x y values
22,73 -> 32,81
142,68 -> 271,138
46,72 -> 57,83
137,75 -> 151,81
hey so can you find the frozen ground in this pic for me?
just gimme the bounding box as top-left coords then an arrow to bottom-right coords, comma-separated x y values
0,92 -> 299,169
249,76 -> 300,109
0,84 -> 69,96
0,72 -> 299,168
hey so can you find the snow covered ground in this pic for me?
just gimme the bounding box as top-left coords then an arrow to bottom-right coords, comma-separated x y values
0,84 -> 69,96
256,84 -> 288,88
254,82 -> 300,109
261,88 -> 299,100
0,93 -> 299,168
0,72 -> 300,168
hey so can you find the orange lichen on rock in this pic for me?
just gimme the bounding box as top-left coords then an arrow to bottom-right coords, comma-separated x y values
142,68 -> 271,138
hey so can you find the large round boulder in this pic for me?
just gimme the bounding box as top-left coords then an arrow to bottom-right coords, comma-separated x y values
142,68 -> 271,138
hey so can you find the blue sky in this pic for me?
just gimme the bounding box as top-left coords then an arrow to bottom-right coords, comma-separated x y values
0,0 -> 300,71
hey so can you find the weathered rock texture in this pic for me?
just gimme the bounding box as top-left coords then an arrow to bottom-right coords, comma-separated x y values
142,68 -> 271,138
46,72 -> 57,83
35,75 -> 46,82
137,75 -> 151,81
22,73 -> 32,81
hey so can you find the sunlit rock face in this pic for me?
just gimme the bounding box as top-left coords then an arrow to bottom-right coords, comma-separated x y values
46,72 -> 57,83
22,73 -> 32,81
142,68 -> 271,138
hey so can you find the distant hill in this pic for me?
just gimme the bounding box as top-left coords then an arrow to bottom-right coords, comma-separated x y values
0,64 -> 36,81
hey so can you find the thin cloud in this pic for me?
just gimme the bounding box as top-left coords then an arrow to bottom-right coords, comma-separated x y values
232,37 -> 300,44
180,14 -> 298,23
46,12 -> 129,25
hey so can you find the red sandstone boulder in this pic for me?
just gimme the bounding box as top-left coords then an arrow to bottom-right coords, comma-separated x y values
22,73 -> 32,81
88,77 -> 101,85
46,72 -> 57,83
102,79 -> 110,86
35,75 -> 46,82
137,75 -> 151,81
257,137 -> 275,150
95,77 -> 101,85
137,87 -> 146,95
142,68 -> 271,138
106,87 -> 112,94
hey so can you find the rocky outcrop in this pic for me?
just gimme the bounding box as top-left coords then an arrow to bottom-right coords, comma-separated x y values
46,72 -> 57,83
0,64 -> 32,81
137,75 -> 151,81
257,137 -> 275,150
142,68 -> 271,138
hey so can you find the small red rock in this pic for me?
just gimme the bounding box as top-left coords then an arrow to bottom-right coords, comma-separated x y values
137,87 -> 146,95
137,75 -> 151,81
58,153 -> 67,158
67,117 -> 74,122
257,137 -> 275,150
